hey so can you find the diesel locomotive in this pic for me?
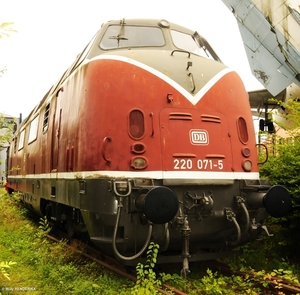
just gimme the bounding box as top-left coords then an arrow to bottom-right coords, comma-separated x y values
6,18 -> 291,275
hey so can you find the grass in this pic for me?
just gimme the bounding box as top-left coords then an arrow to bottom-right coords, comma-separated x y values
1,187 -> 300,295
0,189 -> 133,295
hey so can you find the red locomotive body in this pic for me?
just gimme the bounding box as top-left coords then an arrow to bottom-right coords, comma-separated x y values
6,19 -> 290,274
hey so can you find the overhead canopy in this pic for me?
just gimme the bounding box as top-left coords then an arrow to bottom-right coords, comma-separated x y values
221,0 -> 300,97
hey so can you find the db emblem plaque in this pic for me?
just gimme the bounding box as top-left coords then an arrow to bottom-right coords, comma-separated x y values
190,129 -> 209,145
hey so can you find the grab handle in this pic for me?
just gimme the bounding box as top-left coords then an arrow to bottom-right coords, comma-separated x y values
102,137 -> 112,163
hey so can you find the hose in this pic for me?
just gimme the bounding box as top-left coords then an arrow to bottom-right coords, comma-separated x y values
240,201 -> 250,232
112,201 -> 153,261
228,215 -> 241,246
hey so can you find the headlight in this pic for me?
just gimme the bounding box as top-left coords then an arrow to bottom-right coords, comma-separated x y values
130,157 -> 148,169
242,160 -> 252,172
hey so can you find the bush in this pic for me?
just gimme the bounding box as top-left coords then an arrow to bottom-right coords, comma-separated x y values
259,98 -> 300,260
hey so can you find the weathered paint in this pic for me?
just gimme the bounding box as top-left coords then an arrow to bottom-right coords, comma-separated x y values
5,19 -> 289,265
222,0 -> 300,96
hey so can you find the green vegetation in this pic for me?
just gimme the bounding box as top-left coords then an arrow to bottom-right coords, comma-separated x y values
0,261 -> 16,281
0,22 -> 16,39
259,98 -> 300,261
0,190 -> 133,294
0,22 -> 16,77
1,182 -> 300,294
132,242 -> 161,294
0,114 -> 17,150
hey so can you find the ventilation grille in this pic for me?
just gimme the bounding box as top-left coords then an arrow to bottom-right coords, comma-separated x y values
201,114 -> 221,123
169,112 -> 192,121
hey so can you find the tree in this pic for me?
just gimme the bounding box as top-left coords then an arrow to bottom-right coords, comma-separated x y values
259,98 -> 300,259
0,22 -> 16,77
0,22 -> 17,281
0,114 -> 16,145
0,21 -> 17,144
0,22 -> 16,38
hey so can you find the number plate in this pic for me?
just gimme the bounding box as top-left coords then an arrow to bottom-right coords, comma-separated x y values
173,158 -> 224,170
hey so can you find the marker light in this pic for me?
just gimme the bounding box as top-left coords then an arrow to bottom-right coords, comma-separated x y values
131,143 -> 146,154
242,147 -> 251,157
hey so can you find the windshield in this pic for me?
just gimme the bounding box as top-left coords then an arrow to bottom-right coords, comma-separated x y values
100,25 -> 165,49
171,30 -> 221,61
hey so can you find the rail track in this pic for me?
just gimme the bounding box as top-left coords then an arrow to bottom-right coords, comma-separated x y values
206,260 -> 300,295
45,234 -> 188,295
45,233 -> 300,295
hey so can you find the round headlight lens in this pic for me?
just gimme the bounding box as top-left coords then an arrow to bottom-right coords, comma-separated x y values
131,157 -> 148,169
242,160 -> 252,172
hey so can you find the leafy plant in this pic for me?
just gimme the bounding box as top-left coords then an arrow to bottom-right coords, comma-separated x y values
0,114 -> 17,148
199,269 -> 228,294
37,215 -> 52,237
131,242 -> 161,294
0,22 -> 16,39
0,22 -> 16,78
0,261 -> 16,280
259,98 -> 300,259
0,193 -> 132,294
187,268 -> 262,295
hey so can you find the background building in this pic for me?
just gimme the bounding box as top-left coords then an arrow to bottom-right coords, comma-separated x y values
0,113 -> 20,185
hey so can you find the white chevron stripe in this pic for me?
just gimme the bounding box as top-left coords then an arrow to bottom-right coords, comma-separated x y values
88,55 -> 233,105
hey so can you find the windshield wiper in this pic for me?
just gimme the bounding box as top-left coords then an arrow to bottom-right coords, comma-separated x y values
193,32 -> 209,58
109,18 -> 128,46
193,31 -> 221,62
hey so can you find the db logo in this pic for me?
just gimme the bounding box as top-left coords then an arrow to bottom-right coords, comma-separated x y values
190,129 -> 209,145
